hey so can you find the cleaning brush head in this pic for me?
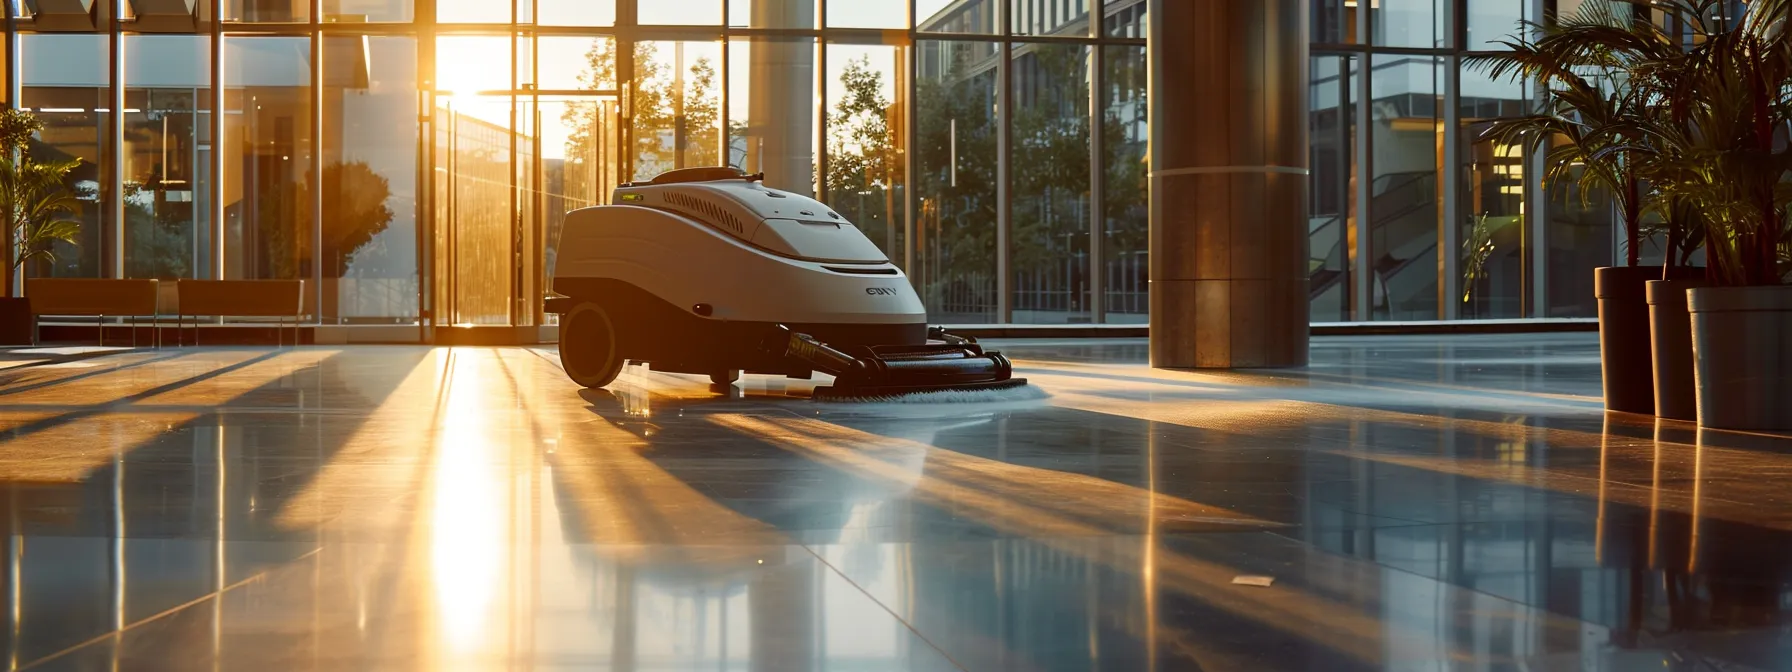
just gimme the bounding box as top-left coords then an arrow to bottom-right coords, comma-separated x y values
811,378 -> 1045,403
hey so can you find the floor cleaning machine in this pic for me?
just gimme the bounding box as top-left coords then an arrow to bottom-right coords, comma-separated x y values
545,167 -> 1025,399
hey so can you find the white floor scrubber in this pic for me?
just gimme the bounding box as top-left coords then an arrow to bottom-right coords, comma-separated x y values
546,167 -> 1025,399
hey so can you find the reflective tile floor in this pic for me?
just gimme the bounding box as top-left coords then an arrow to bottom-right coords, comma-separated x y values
0,334 -> 1788,671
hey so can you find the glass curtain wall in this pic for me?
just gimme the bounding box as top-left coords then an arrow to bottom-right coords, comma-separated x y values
4,0 -> 1622,329
1315,0 -> 1591,322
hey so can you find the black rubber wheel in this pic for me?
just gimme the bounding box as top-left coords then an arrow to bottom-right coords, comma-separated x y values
710,369 -> 741,386
560,303 -> 623,389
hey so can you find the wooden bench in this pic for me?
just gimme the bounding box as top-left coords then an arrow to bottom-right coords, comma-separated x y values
24,278 -> 163,347
173,279 -> 306,346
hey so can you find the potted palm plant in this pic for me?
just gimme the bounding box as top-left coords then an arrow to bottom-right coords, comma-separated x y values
1645,0 -> 1792,430
1465,0 -> 1700,415
0,109 -> 83,346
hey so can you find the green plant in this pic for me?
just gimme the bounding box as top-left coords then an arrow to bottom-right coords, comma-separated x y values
0,110 -> 82,298
1631,0 -> 1792,286
1471,0 -> 1792,287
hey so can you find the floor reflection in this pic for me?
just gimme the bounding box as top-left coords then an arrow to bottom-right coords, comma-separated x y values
0,336 -> 1784,670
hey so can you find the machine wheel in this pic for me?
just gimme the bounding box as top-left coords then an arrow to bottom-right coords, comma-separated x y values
710,369 -> 741,386
560,302 -> 623,388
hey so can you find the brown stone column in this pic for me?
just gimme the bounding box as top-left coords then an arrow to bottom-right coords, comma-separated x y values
1148,0 -> 1310,368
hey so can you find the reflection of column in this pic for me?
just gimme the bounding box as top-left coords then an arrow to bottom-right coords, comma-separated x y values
1148,0 -> 1309,368
748,555 -> 815,672
747,0 -> 815,195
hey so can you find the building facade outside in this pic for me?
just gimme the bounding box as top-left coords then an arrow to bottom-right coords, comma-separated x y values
2,0 -> 1635,336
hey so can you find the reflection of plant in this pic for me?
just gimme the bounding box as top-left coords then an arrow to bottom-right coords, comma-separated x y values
0,109 -> 82,297
1461,212 -> 1500,303
256,161 -> 395,280
123,182 -> 191,279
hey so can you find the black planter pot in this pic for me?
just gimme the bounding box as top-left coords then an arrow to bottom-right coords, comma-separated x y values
1689,285 -> 1792,431
1596,266 -> 1666,414
0,296 -> 33,346
1647,278 -> 1706,421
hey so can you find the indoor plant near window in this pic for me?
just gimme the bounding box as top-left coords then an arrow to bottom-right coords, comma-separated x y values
1465,0 -> 1701,415
1645,1 -> 1792,430
0,108 -> 84,346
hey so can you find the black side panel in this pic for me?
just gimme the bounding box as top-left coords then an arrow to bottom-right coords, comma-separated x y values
551,277 -> 926,373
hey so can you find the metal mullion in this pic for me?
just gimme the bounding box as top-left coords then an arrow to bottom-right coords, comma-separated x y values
1312,43 -> 1447,56
218,23 -> 314,33
533,88 -> 620,96
520,25 -> 624,36
4,2 -> 16,112
310,0 -> 323,324
816,34 -> 827,198
417,6 -> 433,342
1353,41 -> 1373,319
109,0 -> 124,279
1088,35 -> 1103,322
316,23 -> 436,35
719,32 -> 729,168
996,5 -> 1012,323
1527,0 -> 1548,316
811,29 -> 909,45
903,0 -> 916,274
507,18 -> 518,328
1441,51 -> 1461,320
993,32 -> 1099,45
211,0 -> 224,280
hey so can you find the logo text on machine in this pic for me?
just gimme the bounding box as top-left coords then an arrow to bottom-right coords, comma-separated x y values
865,287 -> 898,296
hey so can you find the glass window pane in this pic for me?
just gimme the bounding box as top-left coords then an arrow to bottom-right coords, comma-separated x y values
436,95 -> 515,325
1101,45 -> 1146,324
823,44 -> 906,261
323,0 -> 413,22
1466,0 -> 1531,51
727,37 -> 818,196
640,0 -> 722,25
729,0 -> 816,28
436,35 -> 514,94
827,0 -> 903,28
914,39 -> 998,322
438,0 -> 509,23
1312,0 -> 1358,44
631,41 -> 722,181
20,34 -> 109,280
537,36 -> 616,91
1368,54 -> 1441,320
1010,43 -> 1090,324
534,95 -> 619,319
1459,65 -> 1530,319
538,0 -> 616,25
1012,0 -> 1092,37
226,0 -> 308,22
123,35 -> 211,281
221,37 -> 314,305
1309,54 -> 1356,323
918,0 -> 999,33
1103,0 -> 1146,38
1375,0 -> 1444,48
323,36 -> 419,324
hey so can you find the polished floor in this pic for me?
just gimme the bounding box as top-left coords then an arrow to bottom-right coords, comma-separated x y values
0,334 -> 1786,671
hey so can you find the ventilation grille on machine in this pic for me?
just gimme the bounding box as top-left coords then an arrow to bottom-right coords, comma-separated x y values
662,192 -> 747,234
